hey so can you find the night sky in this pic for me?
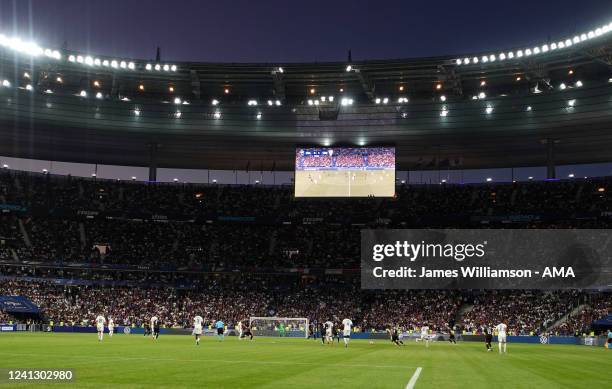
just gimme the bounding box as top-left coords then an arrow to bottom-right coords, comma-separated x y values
1,0 -> 612,63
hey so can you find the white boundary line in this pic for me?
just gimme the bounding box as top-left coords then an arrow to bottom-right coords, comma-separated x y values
405,367 -> 422,389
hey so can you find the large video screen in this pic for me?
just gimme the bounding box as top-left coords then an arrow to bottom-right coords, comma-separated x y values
294,147 -> 395,197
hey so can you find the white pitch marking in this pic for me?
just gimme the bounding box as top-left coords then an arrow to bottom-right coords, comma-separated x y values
405,367 -> 422,389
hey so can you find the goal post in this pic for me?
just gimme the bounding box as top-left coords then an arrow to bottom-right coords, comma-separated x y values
249,317 -> 309,339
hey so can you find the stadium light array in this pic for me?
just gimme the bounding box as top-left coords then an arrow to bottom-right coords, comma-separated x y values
454,21 -> 612,66
66,52 -> 142,71
341,98 -> 354,106
0,34 -> 60,59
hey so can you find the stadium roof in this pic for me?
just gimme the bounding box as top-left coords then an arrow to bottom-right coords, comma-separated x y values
1,21 -> 612,171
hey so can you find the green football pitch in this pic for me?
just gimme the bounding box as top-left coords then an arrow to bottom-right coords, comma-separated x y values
0,333 -> 609,388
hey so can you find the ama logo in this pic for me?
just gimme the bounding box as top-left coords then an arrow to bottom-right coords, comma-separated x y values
542,267 -> 575,278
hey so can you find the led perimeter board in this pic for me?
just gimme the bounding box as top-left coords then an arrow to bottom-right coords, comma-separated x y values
294,147 -> 395,197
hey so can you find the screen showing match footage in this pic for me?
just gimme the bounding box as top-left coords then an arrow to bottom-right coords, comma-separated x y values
294,147 -> 395,197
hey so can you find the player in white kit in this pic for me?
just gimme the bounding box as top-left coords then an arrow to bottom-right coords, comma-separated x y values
237,321 -> 243,340
495,322 -> 508,353
95,315 -> 106,341
193,315 -> 203,345
108,317 -> 114,337
151,316 -> 159,340
324,320 -> 334,344
341,318 -> 353,348
420,324 -> 430,348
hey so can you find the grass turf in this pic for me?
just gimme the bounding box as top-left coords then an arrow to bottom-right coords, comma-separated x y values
0,333 -> 609,388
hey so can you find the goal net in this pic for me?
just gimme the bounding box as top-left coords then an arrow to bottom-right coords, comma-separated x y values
249,317 -> 309,339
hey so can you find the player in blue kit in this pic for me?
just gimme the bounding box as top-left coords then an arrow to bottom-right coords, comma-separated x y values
215,320 -> 225,341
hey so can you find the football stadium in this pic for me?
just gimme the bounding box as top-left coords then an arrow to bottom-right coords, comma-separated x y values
0,1 -> 612,388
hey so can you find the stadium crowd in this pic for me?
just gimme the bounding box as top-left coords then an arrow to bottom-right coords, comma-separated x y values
0,171 -> 611,333
1,277 -> 609,334
460,291 -> 581,335
552,294 -> 612,335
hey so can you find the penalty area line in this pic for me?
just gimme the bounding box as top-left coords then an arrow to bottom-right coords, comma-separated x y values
405,367 -> 422,389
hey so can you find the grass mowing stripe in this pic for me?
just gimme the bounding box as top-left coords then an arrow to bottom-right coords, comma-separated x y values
0,352 -> 418,369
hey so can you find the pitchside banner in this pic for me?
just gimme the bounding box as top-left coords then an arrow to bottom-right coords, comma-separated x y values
361,229 -> 612,289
